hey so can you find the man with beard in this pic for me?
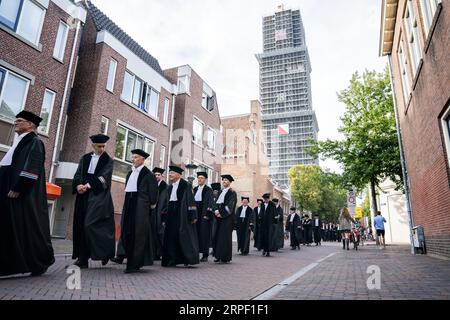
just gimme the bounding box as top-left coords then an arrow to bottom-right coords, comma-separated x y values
0,111 -> 54,277
212,175 -> 237,264
193,172 -> 214,262
253,199 -> 264,251
234,197 -> 254,256
272,199 -> 285,251
152,167 -> 167,261
161,166 -> 199,267
260,193 -> 277,257
72,134 -> 115,269
286,207 -> 301,250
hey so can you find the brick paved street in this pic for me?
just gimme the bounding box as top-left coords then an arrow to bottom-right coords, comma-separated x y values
273,244 -> 450,300
0,240 -> 337,300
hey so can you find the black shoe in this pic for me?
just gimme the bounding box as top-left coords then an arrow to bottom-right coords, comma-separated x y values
265,253 -> 270,257
124,268 -> 140,274
262,251 -> 266,256
74,259 -> 88,269
30,269 -> 47,277
214,259 -> 220,263
110,257 -> 124,264
101,259 -> 109,266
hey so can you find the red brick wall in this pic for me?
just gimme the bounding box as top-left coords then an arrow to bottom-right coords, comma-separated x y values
0,1 -> 82,177
390,1 -> 450,257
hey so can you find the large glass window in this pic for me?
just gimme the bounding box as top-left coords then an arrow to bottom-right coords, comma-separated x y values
38,89 -> 55,134
113,125 -> 155,179
163,98 -> 170,125
121,71 -> 134,102
398,38 -> 412,104
178,75 -> 190,94
420,0 -> 442,36
0,0 -> 21,29
147,87 -> 159,118
404,0 -> 423,76
53,21 -> 69,61
193,118 -> 204,146
0,69 -> 29,121
122,71 -> 159,118
16,0 -> 45,45
207,128 -> 216,152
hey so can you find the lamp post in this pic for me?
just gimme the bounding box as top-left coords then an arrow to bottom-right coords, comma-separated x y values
185,163 -> 198,185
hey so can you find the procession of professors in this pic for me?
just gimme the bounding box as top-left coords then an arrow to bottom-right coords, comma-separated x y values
0,111 -> 320,277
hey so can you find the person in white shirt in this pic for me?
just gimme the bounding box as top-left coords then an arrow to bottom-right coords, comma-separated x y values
253,199 -> 264,251
212,175 -> 237,263
260,193 -> 277,257
72,134 -> 115,269
235,197 -> 254,256
193,172 -> 214,262
151,167 -> 168,261
112,149 -> 158,273
161,166 -> 199,267
286,207 -> 301,250
313,214 -> 323,246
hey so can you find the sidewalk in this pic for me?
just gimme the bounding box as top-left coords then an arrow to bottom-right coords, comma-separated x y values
272,244 -> 450,300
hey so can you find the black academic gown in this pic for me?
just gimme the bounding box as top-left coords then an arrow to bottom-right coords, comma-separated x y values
193,185 -> 214,256
0,132 -> 54,276
273,206 -> 285,250
260,201 -> 277,253
253,206 -> 263,250
161,179 -> 199,267
312,218 -> 323,244
212,188 -> 237,263
303,218 -> 313,244
117,166 -> 158,270
152,180 -> 167,260
72,152 -> 115,262
285,214 -> 302,249
234,206 -> 254,255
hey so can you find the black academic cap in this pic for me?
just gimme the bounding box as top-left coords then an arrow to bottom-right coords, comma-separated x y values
197,172 -> 208,179
169,165 -> 184,175
211,183 -> 221,191
257,199 -> 264,202
152,167 -> 165,174
131,149 -> 150,159
221,174 -> 234,182
262,193 -> 271,199
241,197 -> 250,201
272,198 -> 279,203
290,207 -> 296,211
90,134 -> 110,144
16,111 -> 43,126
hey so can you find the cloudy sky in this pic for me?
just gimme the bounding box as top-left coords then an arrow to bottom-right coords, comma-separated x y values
91,0 -> 388,173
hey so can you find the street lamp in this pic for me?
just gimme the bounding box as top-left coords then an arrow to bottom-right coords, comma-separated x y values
185,163 -> 198,185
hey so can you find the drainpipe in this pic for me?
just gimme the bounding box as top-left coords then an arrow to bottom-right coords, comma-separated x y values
48,19 -> 82,183
166,91 -> 177,171
387,55 -> 415,255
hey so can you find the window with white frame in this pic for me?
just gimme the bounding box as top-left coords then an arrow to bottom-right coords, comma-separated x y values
0,67 -> 29,121
160,145 -> 166,168
113,125 -> 155,179
163,97 -> 170,125
100,116 -> 109,135
53,21 -> 69,62
419,0 -> 442,36
207,128 -> 216,152
398,38 -> 412,104
201,92 -> 215,112
441,104 -> 450,169
0,0 -> 45,45
121,70 -> 160,118
193,118 -> 204,146
106,59 -> 117,92
38,89 -> 55,135
178,75 -> 190,94
404,0 -> 423,76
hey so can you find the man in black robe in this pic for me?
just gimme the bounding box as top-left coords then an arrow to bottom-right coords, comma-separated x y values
212,175 -> 237,264
152,167 -> 167,261
161,166 -> 199,267
286,207 -> 301,250
272,199 -> 285,251
260,193 -> 278,257
313,214 -> 323,246
0,111 -> 54,277
210,182 -> 221,253
193,172 -> 214,262
72,134 -> 115,268
303,214 -> 313,246
114,150 -> 158,273
253,199 -> 264,251
234,197 -> 254,256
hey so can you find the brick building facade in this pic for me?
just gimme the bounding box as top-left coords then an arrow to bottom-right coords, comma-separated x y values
379,0 -> 450,257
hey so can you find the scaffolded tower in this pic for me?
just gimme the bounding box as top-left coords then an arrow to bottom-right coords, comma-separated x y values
256,6 -> 319,189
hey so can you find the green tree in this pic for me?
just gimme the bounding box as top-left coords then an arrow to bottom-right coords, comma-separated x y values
308,68 -> 403,215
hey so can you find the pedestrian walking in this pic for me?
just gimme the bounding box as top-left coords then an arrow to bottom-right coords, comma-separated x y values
235,197 -> 254,256
0,111 -> 54,277
312,214 -> 322,246
374,211 -> 387,249
151,167 -> 168,261
338,208 -> 356,250
286,207 -> 301,250
253,198 -> 264,251
260,193 -> 278,257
